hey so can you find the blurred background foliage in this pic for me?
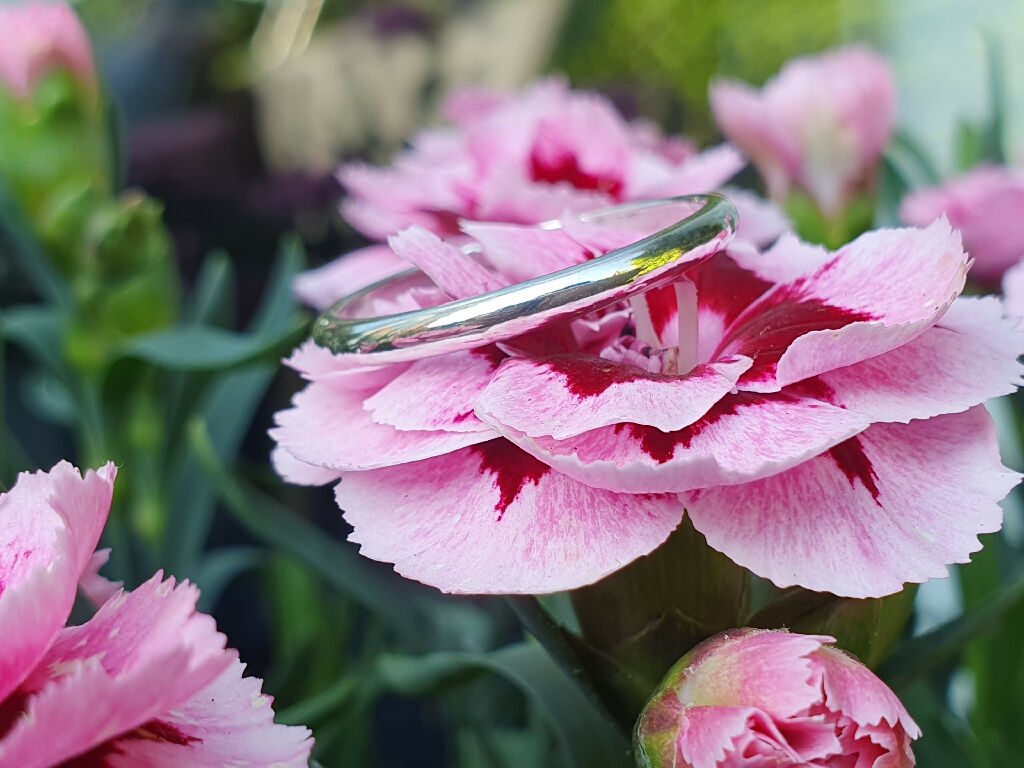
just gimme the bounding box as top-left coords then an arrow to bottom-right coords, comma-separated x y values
3,0 -> 1024,766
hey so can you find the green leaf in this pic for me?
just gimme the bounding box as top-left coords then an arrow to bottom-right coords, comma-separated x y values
378,642 -> 632,768
186,417 -> 420,639
0,178 -> 71,308
118,317 -> 307,371
879,562 -> 1024,691
1,305 -> 69,377
192,546 -> 266,613
186,250 -> 236,327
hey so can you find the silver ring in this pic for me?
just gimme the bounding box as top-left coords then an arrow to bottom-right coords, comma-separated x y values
312,194 -> 738,364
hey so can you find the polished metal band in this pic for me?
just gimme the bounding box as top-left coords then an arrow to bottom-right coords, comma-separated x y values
312,194 -> 738,364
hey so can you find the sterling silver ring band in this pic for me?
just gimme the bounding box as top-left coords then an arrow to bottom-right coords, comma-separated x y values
312,193 -> 738,364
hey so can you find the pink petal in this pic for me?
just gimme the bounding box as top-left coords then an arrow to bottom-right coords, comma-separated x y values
78,548 -> 123,608
0,574 -> 232,767
724,187 -> 792,248
722,220 -> 969,391
336,440 -> 685,593
472,167 -> 612,224
0,462 -> 114,702
460,221 -> 590,282
284,339 -> 410,387
388,227 -> 507,299
293,244 -> 408,310
816,296 -> 1024,422
271,379 -> 494,472
364,348 -> 505,433
685,407 -> 1018,597
1003,258 -> 1024,318
901,164 -> 1024,282
475,353 -> 751,439
72,659 -> 313,768
814,644 -> 921,738
677,706 -> 769,768
0,2 -> 97,99
627,143 -> 744,199
495,392 -> 868,494
270,446 -> 342,487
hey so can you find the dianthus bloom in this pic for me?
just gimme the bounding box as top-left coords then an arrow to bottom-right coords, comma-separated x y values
901,165 -> 1024,283
293,78 -> 758,309
634,629 -> 919,767
273,211 -> 1022,598
0,1 -> 96,99
710,46 -> 895,220
0,462 -> 313,767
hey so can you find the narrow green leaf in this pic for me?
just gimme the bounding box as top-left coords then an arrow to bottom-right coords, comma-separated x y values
1,305 -> 69,377
192,546 -> 266,612
249,234 -> 306,335
187,418 -> 419,638
378,642 -> 632,768
186,250 -> 236,327
879,563 -> 1024,690
0,178 -> 71,308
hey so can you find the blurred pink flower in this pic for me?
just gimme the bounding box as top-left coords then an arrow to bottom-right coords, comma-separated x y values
1003,258 -> 1024,317
0,462 -> 313,767
634,629 -> 919,768
710,47 -> 895,219
272,214 -> 1022,598
901,165 -> 1024,283
294,78 -> 768,310
0,1 -> 96,99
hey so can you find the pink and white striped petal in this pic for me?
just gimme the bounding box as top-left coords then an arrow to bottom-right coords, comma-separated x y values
388,227 -> 507,299
816,296 -> 1024,422
720,220 -> 969,391
0,575 -> 231,768
271,446 -> 342,487
627,143 -> 744,199
0,462 -> 114,702
493,392 -> 868,494
271,380 -> 494,472
68,660 -> 313,768
365,348 -> 505,433
685,407 -> 1017,597
460,221 -> 590,282
336,440 -> 685,593
475,353 -> 751,439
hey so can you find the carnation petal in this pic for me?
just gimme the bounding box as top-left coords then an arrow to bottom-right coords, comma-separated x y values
460,221 -> 590,282
388,227 -> 507,299
475,353 -> 751,439
272,379 -> 494,472
0,575 -> 231,767
0,462 -> 114,702
292,244 -> 408,310
685,407 -> 1017,597
336,440 -> 685,593
494,392 -> 868,494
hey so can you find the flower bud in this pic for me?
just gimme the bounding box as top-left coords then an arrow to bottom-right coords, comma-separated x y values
0,1 -> 96,100
634,629 -> 919,768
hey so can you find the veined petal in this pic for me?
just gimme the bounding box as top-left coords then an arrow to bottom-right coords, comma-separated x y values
460,220 -> 590,282
336,440 -> 685,594
0,462 -> 114,702
271,446 -> 342,487
271,380 -> 495,472
816,296 -> 1024,422
388,226 -> 507,299
476,353 -> 751,439
365,347 -> 505,433
0,575 -> 231,768
68,660 -> 313,768
492,392 -> 868,494
685,407 -> 1018,597
722,220 -> 969,391
292,244 -> 408,310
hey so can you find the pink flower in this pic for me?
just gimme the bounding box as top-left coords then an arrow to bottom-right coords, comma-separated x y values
294,78 -> 760,309
901,165 -> 1024,283
0,462 -> 313,767
272,213 -> 1023,598
634,629 -> 919,767
710,47 -> 895,220
1003,258 -> 1024,317
0,2 -> 97,99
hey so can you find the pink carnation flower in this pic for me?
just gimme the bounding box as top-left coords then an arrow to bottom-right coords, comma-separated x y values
272,213 -> 1023,598
0,462 -> 313,767
1003,258 -> 1024,318
634,629 -> 919,767
710,47 -> 895,220
294,78 -> 762,309
901,165 -> 1024,283
0,2 -> 97,99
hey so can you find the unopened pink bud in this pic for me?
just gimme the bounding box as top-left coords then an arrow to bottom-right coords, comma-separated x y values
0,1 -> 96,99
634,628 -> 919,767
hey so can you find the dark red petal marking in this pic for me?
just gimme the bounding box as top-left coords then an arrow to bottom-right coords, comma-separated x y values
614,394 -> 759,464
424,209 -> 464,237
690,253 -> 774,326
826,437 -> 881,502
62,720 -> 200,768
644,284 -> 678,339
471,439 -> 551,520
529,150 -> 624,197
542,354 -> 678,399
471,344 -> 508,368
721,283 -> 875,383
